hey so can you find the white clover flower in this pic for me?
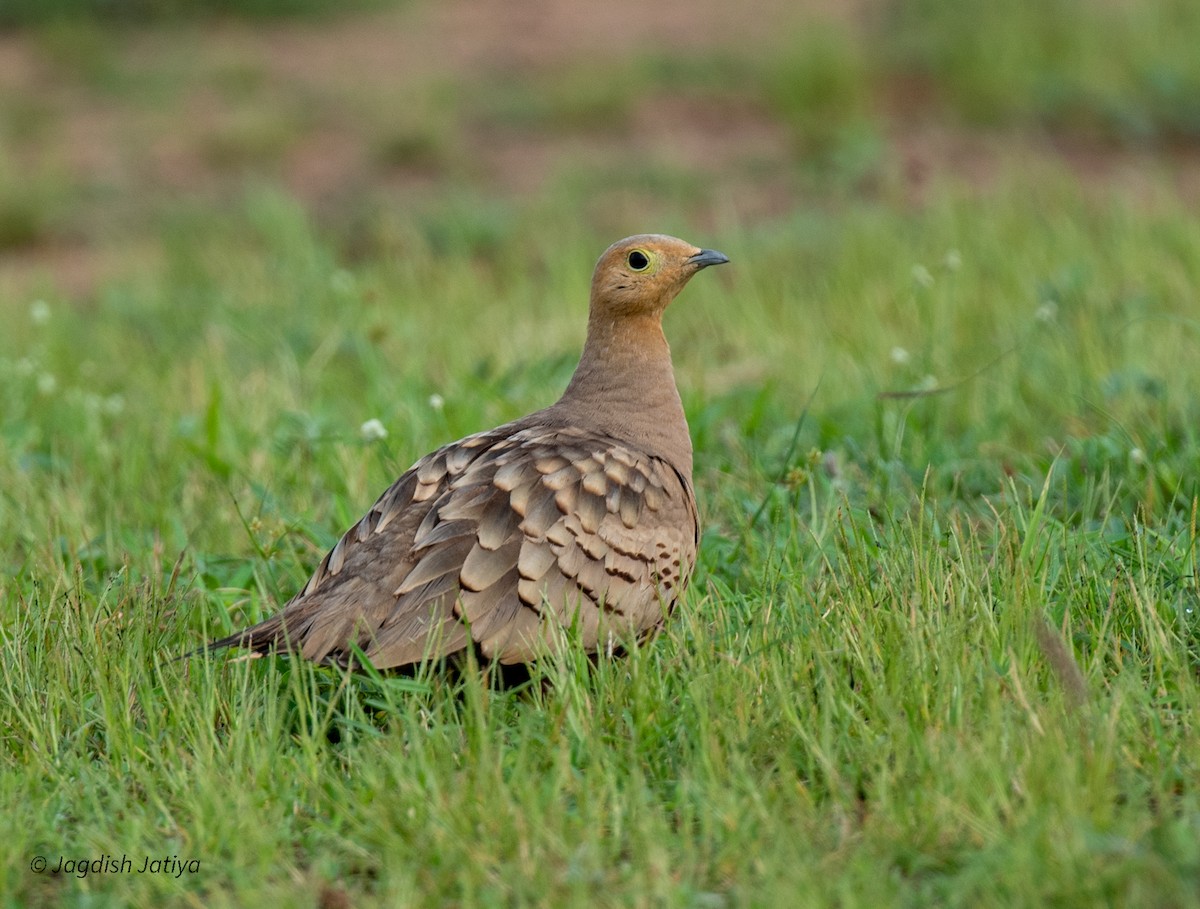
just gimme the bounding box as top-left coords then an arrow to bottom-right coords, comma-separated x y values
1035,301 -> 1057,323
30,300 -> 50,325
428,393 -> 445,412
360,418 -> 388,442
1129,447 -> 1146,466
37,373 -> 57,395
890,346 -> 911,365
944,249 -> 962,271
911,264 -> 934,288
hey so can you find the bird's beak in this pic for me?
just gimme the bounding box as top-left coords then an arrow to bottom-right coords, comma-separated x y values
687,249 -> 730,270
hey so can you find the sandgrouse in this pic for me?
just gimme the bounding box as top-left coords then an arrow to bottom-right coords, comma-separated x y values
205,234 -> 728,667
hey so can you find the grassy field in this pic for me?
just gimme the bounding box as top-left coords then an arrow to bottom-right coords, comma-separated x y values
3,1 -> 1200,907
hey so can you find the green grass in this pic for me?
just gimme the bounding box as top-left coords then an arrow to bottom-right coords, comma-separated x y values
1,171 -> 1198,906
881,0 -> 1200,141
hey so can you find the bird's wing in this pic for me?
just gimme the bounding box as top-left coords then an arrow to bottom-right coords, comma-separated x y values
212,423 -> 697,667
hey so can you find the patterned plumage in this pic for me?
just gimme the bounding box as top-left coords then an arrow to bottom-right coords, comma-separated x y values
204,234 -> 728,668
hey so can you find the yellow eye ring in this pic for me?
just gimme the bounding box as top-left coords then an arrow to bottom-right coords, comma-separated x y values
626,249 -> 651,271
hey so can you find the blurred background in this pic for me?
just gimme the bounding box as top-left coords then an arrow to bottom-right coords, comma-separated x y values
3,0 -> 1199,301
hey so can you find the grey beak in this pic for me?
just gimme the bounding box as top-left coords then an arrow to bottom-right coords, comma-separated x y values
688,248 -> 730,270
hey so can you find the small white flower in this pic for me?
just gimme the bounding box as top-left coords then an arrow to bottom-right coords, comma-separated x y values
944,249 -> 962,271
104,394 -> 125,416
428,393 -> 445,411
30,300 -> 50,324
911,264 -> 934,288
821,450 -> 841,481
890,346 -> 911,365
1035,301 -> 1057,323
360,418 -> 388,442
1129,447 -> 1146,466
918,374 -> 938,391
37,373 -> 57,395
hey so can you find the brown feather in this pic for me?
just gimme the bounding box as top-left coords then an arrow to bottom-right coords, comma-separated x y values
458,566 -> 523,637
459,537 -> 522,593
396,536 -> 475,594
484,606 -> 544,664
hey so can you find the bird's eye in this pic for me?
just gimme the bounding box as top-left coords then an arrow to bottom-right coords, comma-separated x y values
627,249 -> 650,271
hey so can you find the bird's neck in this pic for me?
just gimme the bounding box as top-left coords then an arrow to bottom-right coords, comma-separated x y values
554,312 -> 693,474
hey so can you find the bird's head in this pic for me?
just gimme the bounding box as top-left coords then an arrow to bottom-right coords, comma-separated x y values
589,234 -> 729,320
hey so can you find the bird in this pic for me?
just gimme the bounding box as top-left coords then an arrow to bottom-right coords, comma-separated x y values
203,234 -> 729,668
